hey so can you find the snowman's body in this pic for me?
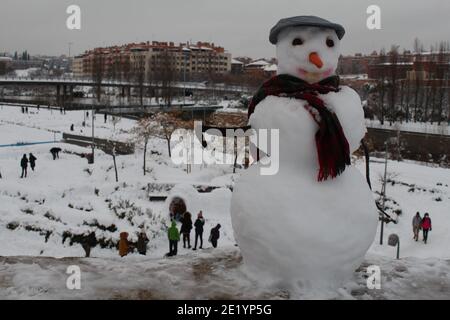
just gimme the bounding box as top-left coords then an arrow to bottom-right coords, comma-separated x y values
231,89 -> 377,291
230,22 -> 377,292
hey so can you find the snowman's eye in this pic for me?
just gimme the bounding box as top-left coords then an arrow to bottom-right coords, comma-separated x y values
292,38 -> 304,46
326,38 -> 335,48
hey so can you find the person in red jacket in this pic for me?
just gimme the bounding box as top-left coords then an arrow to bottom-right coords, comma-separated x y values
421,213 -> 432,244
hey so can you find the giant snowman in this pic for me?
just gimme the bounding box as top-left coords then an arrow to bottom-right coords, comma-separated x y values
230,16 -> 378,294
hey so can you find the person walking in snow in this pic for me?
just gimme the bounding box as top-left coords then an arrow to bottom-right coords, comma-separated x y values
193,211 -> 205,250
209,224 -> 221,248
118,232 -> 130,257
168,220 -> 180,256
137,229 -> 149,255
180,212 -> 193,249
412,212 -> 422,241
29,153 -> 37,172
20,154 -> 28,178
421,213 -> 432,244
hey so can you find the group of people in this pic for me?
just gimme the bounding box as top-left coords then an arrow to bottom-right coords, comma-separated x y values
18,148 -> 62,178
167,211 -> 221,257
20,153 -> 37,178
118,229 -> 149,257
412,212 -> 433,244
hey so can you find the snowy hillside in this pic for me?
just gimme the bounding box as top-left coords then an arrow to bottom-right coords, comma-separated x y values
1,105 -> 450,299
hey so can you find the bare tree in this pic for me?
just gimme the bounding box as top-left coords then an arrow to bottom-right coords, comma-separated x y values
121,56 -> 131,83
136,68 -> 145,106
92,53 -> 104,102
154,112 -> 194,157
377,49 -> 387,124
109,116 -> 121,182
131,116 -> 155,176
0,61 -> 8,75
413,38 -> 424,122
435,41 -> 449,124
132,112 -> 194,166
155,49 -> 177,107
387,45 -> 399,124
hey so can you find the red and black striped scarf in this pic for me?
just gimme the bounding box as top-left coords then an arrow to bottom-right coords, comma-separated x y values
248,74 -> 350,181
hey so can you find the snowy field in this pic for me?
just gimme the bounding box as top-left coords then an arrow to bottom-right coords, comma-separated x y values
0,105 -> 450,299
0,105 -> 136,142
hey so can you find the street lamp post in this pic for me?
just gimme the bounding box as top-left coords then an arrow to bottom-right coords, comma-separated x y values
380,141 -> 388,245
182,47 -> 190,106
68,42 -> 73,58
91,105 -> 95,163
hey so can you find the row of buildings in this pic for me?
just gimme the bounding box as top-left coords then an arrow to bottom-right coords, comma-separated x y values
73,41 -> 232,81
0,53 -> 74,77
72,40 -> 281,82
339,51 -> 450,81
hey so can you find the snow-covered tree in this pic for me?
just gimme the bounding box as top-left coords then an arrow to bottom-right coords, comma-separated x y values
132,112 -> 194,171
131,116 -> 157,176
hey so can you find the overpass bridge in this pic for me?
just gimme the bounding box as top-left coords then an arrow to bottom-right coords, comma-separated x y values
0,76 -> 252,94
0,76 -> 251,112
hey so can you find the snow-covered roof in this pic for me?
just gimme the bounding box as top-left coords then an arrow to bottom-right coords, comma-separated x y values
263,64 -> 278,72
0,56 -> 13,62
246,60 -> 270,67
231,59 -> 244,65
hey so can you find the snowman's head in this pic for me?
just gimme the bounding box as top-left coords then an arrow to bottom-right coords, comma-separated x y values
275,26 -> 341,84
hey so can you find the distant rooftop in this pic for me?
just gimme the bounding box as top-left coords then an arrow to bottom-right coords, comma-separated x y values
263,64 -> 277,72
246,60 -> 270,67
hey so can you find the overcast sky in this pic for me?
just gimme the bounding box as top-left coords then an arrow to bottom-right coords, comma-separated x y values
1,0 -> 449,59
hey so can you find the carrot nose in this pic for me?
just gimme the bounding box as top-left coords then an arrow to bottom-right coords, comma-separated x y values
309,52 -> 323,69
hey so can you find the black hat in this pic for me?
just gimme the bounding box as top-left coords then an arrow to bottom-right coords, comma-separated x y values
269,15 -> 345,44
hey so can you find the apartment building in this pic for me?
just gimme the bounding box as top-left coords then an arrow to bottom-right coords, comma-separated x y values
73,41 -> 232,80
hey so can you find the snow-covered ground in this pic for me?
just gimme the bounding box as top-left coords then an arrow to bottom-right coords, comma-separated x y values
366,119 -> 450,136
0,105 -> 449,299
0,105 -> 136,142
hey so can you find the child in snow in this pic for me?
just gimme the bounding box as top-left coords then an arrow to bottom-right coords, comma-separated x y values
209,224 -> 221,248
20,154 -> 28,178
421,213 -> 432,244
193,211 -> 205,250
180,212 -> 193,249
118,232 -> 130,257
81,232 -> 97,258
136,229 -> 149,255
29,153 -> 37,171
412,212 -> 422,241
168,221 -> 180,256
